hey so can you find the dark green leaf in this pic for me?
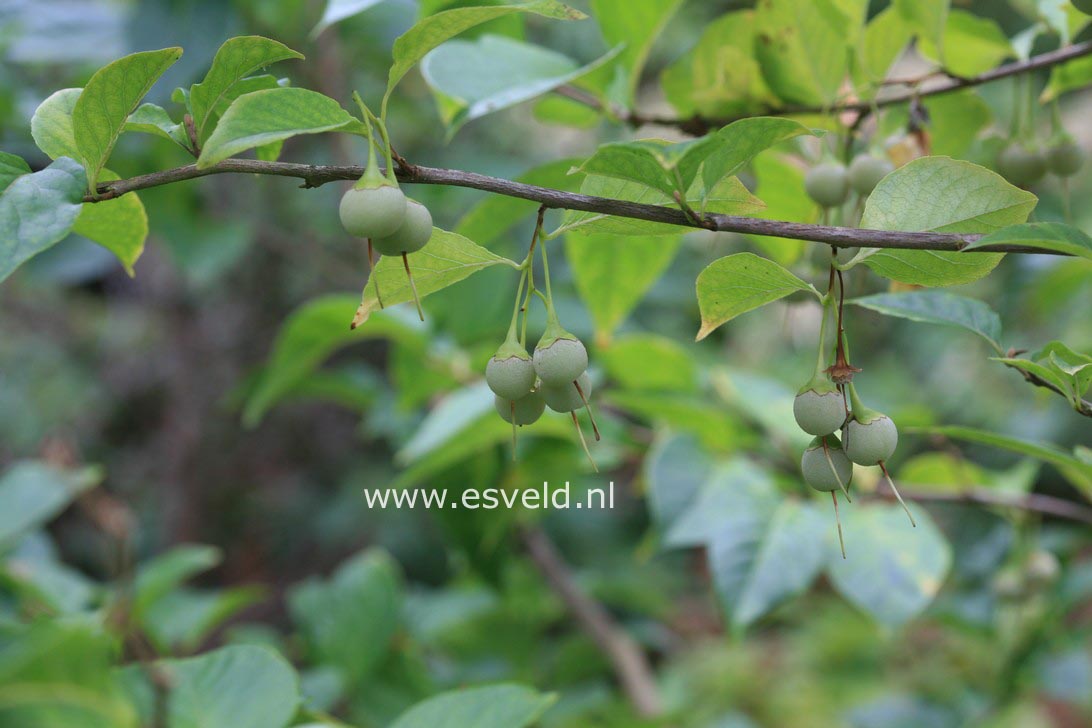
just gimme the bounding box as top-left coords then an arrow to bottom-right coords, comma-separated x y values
389,684 -> 555,728
0,461 -> 100,545
0,151 -> 31,192
849,291 -> 1003,351
124,103 -> 189,149
0,157 -> 87,282
964,222 -> 1092,260
133,545 -> 221,616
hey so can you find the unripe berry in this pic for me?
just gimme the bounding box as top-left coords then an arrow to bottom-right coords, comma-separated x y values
801,435 -> 853,492
844,412 -> 898,465
371,198 -> 433,256
339,185 -> 407,238
793,377 -> 845,436
533,335 -> 588,387
996,143 -> 1046,187
486,342 -> 536,401
495,391 -> 545,426
1045,138 -> 1085,177
542,372 -> 592,413
804,163 -> 850,208
848,154 -> 894,196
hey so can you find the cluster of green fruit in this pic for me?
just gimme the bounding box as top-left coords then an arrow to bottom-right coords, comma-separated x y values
484,223 -> 600,469
339,95 -> 432,318
791,275 -> 914,555
996,135 -> 1085,188
804,153 -> 895,209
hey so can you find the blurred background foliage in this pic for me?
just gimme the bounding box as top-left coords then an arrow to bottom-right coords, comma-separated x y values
0,0 -> 1091,726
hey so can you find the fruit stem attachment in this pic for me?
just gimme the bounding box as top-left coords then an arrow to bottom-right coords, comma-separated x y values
571,411 -> 598,472
351,95 -> 390,191
506,267 -> 529,344
519,206 -> 547,348
574,379 -> 600,441
831,491 -> 846,560
510,401 -> 518,461
402,252 -> 424,321
822,438 -> 852,502
879,461 -> 916,527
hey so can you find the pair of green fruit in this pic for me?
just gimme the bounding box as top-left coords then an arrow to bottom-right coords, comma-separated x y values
996,138 -> 1085,188
804,154 -> 895,209
339,182 -> 433,256
794,375 -> 898,492
486,323 -> 591,427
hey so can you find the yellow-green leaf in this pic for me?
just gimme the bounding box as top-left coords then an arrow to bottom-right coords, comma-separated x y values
695,252 -> 818,341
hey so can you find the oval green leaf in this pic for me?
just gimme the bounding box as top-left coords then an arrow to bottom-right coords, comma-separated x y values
695,252 -> 817,340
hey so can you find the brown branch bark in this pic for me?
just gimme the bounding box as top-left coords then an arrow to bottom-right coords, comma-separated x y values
595,41 -> 1092,135
85,159 -> 1068,255
520,525 -> 662,717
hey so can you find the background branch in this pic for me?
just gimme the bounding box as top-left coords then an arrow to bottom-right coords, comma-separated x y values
883,487 -> 1092,526
1000,359 -> 1092,418
88,160 -> 1066,255
520,525 -> 663,717
587,40 -> 1092,135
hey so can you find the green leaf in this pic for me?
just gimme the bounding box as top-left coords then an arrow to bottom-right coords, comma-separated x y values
389,684 -> 555,728
700,117 -> 819,198
712,368 -> 814,451
911,425 -> 1092,498
754,0 -> 866,107
289,550 -> 402,683
566,233 -> 681,342
993,357 -> 1076,401
710,498 -> 828,630
893,0 -> 949,54
923,91 -> 991,158
72,173 -> 148,275
600,333 -> 697,392
644,433 -> 714,531
0,151 -> 31,192
919,9 -> 1011,78
849,291 -> 1002,351
746,152 -> 817,265
0,157 -> 87,283
589,0 -> 684,104
964,223 -> 1092,261
456,158 -> 582,245
695,252 -> 817,341
0,461 -> 100,546
133,545 -> 222,616
827,503 -> 951,626
351,229 -> 518,328
72,47 -> 183,189
162,646 -> 299,728
145,586 -> 265,652
422,35 -> 620,136
312,0 -> 391,37
398,381 -> 494,463
245,296 -> 423,426
555,174 -> 764,237
576,137 -> 718,198
860,157 -> 1036,286
385,1 -> 586,103
31,88 -> 82,160
1043,53 -> 1092,101
855,7 -> 914,87
190,36 -> 304,143
662,10 -> 776,119
197,88 -> 364,168
124,103 -> 189,149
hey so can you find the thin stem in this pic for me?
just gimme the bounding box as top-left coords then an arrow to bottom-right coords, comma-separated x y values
571,411 -> 597,472
832,491 -> 846,560
402,252 -> 424,321
574,379 -> 600,441
507,266 -> 529,342
510,402 -> 518,461
368,239 -> 384,309
822,438 -> 852,502
879,460 -> 916,527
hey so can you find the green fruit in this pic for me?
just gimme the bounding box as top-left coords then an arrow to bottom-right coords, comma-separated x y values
371,199 -> 433,255
848,154 -> 894,196
533,334 -> 588,386
1045,139 -> 1085,177
542,372 -> 592,413
844,412 -> 898,465
486,342 -> 536,401
996,143 -> 1046,187
495,391 -> 545,426
804,163 -> 850,208
339,185 -> 407,238
801,435 -> 853,492
793,377 -> 845,436
1073,0 -> 1092,15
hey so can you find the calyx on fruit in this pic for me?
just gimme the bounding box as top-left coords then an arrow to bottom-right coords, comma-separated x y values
794,374 -> 846,436
843,385 -> 897,466
371,198 -> 433,256
996,142 -> 1046,187
486,339 -> 536,401
339,113 -> 406,239
848,154 -> 894,196
804,162 -> 850,208
801,434 -> 853,493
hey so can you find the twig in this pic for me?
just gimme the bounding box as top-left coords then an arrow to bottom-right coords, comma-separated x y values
592,41 -> 1092,135
520,525 -> 662,717
1000,354 -> 1092,418
85,160 -> 1069,255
